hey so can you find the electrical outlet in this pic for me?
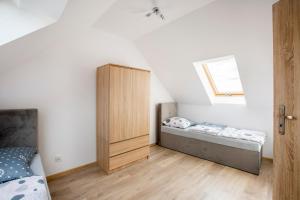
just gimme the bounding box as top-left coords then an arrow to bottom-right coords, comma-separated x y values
54,155 -> 62,162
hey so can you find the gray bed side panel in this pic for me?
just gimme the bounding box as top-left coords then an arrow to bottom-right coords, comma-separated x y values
160,132 -> 262,175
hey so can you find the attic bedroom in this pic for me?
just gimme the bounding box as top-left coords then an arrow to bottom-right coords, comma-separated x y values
0,0 -> 299,200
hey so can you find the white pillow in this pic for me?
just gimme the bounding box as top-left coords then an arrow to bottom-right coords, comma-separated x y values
163,117 -> 192,129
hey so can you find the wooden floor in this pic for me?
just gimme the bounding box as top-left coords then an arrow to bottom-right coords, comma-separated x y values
48,146 -> 273,200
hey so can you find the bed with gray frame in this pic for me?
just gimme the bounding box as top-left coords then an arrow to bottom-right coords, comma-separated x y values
157,103 -> 263,175
0,109 -> 51,199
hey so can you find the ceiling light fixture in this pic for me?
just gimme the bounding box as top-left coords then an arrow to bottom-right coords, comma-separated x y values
145,0 -> 165,20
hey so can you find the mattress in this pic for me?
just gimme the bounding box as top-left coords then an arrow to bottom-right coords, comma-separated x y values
30,154 -> 45,176
161,126 -> 263,152
30,154 -> 51,199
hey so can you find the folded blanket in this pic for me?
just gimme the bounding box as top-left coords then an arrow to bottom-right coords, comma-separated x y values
188,124 -> 224,136
219,127 -> 266,145
187,122 -> 266,145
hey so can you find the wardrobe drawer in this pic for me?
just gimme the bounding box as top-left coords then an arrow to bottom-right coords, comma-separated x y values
109,135 -> 149,157
109,146 -> 149,170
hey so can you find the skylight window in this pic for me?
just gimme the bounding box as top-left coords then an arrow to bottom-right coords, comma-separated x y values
194,55 -> 246,105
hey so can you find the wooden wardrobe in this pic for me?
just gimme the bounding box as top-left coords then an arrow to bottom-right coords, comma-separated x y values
96,64 -> 150,173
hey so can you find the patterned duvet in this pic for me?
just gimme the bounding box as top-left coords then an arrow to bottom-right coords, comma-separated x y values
187,123 -> 266,145
0,176 -> 48,200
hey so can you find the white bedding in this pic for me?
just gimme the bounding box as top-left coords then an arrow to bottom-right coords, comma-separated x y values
30,154 -> 51,199
188,124 -> 224,136
162,124 -> 266,152
0,154 -> 51,200
30,154 -> 46,177
188,125 -> 266,145
219,127 -> 265,145
0,176 -> 48,200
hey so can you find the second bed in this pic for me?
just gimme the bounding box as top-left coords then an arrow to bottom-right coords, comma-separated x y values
158,103 -> 266,175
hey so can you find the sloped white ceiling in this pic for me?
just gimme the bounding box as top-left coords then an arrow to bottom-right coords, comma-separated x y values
0,0 -> 68,46
136,0 -> 276,107
94,0 -> 217,40
0,0 -> 118,73
0,0 -> 276,107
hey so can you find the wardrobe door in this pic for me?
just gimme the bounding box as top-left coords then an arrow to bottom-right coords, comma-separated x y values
131,69 -> 150,138
109,66 -> 133,143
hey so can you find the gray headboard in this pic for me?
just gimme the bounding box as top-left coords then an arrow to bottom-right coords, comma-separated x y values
0,109 -> 38,149
157,103 -> 177,145
160,103 -> 177,123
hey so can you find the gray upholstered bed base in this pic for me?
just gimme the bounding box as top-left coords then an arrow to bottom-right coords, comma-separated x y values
160,131 -> 262,175
158,103 -> 262,175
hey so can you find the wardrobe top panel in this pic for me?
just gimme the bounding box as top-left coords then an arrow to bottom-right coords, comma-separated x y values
98,64 -> 151,73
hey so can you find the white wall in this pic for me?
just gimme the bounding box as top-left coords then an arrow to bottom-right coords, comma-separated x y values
136,0 -> 275,157
0,0 -> 173,175
0,29 -> 172,175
